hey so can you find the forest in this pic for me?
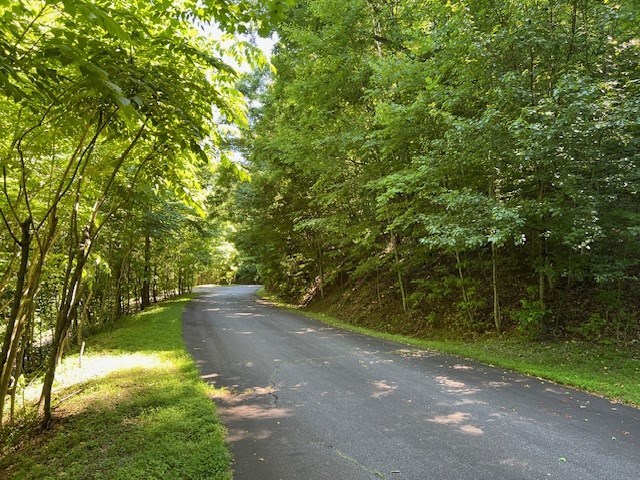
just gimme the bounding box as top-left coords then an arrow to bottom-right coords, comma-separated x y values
0,0 -> 290,430
236,0 -> 640,342
0,0 -> 638,438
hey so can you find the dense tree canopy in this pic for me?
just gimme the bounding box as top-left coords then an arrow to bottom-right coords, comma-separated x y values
0,0 -> 291,428
237,0 -> 639,339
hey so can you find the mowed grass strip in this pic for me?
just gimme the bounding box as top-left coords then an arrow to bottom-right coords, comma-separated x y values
0,296 -> 231,480
259,291 -> 640,407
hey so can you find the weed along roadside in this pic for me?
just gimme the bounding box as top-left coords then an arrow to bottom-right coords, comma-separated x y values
0,296 -> 232,480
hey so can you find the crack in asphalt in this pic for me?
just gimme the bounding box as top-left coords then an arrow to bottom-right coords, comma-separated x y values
316,442 -> 387,479
268,365 -> 280,405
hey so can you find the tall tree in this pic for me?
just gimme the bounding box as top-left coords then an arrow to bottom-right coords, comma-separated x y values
238,0 -> 639,337
0,0 -> 280,428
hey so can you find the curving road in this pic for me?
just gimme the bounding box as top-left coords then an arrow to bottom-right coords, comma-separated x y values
182,285 -> 639,480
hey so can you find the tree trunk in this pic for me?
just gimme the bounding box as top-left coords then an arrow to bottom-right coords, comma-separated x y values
9,330 -> 26,424
39,237 -> 90,429
317,243 -> 324,300
491,243 -> 502,334
454,250 -> 474,325
0,219 -> 31,427
538,233 -> 548,335
141,233 -> 151,309
152,266 -> 158,303
391,232 -> 407,313
113,254 -> 126,320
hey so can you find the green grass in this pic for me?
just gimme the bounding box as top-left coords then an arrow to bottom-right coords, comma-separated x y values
259,289 -> 640,407
0,296 -> 231,480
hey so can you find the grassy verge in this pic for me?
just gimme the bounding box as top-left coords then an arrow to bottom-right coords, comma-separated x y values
0,296 -> 231,480
259,290 -> 640,407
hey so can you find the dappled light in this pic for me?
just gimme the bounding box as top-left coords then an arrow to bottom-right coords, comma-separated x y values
435,376 -> 481,396
545,387 -> 571,395
427,412 -> 485,436
291,327 -> 318,335
393,349 -> 438,359
459,425 -> 484,436
452,364 -> 474,371
56,353 -> 171,385
255,298 -> 274,306
429,412 -> 471,425
226,428 -> 273,443
215,400 -> 290,422
180,286 -> 640,480
439,398 -> 488,407
371,380 -> 398,398
210,386 -> 292,445
484,381 -> 511,389
21,352 -> 173,407
2,1 -> 640,477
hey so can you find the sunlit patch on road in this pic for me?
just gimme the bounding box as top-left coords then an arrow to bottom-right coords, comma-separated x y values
210,385 -> 291,444
452,364 -> 474,370
428,411 -> 470,425
227,428 -> 273,443
290,327 -> 317,335
392,348 -> 436,359
435,375 -> 482,395
427,412 -> 485,436
484,380 -> 511,389
371,380 -> 398,398
439,398 -> 488,407
459,424 -> 484,436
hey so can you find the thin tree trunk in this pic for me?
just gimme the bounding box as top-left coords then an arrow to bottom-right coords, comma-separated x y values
391,232 -> 407,313
317,243 -> 324,300
0,219 -> 30,427
454,250 -> 474,325
113,254 -> 126,320
39,119 -> 147,428
39,239 -> 90,428
77,287 -> 94,347
9,333 -> 26,424
491,243 -> 501,334
152,266 -> 158,303
141,232 -> 151,309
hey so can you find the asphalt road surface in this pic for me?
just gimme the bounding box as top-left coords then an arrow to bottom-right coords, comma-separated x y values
182,285 -> 640,480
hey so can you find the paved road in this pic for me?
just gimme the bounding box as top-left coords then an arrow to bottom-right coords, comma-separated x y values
182,285 -> 639,480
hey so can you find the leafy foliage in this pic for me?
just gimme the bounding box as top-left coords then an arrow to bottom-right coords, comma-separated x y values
0,0 -> 274,428
238,0 -> 640,340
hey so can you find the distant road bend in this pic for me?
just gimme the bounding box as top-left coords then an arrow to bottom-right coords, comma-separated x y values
183,285 -> 639,480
